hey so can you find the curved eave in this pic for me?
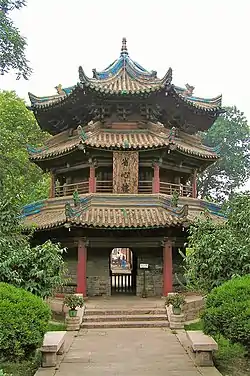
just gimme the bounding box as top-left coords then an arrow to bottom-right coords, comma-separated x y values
28,139 -> 219,163
23,220 -> 179,231
28,85 -> 81,111
171,86 -> 223,114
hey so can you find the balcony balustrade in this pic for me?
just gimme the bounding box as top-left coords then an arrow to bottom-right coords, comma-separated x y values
55,181 -> 89,197
159,181 -> 193,197
138,180 -> 153,193
96,180 -> 113,193
54,180 -> 193,197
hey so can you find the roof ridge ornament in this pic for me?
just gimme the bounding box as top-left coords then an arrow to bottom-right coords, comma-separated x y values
121,37 -> 128,56
183,83 -> 195,97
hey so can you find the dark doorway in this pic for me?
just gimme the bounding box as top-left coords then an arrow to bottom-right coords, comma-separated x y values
110,248 -> 136,295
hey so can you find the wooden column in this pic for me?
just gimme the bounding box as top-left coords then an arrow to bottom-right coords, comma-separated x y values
89,165 -> 96,193
152,163 -> 160,193
49,172 -> 55,198
163,239 -> 173,296
76,239 -> 87,296
192,169 -> 197,198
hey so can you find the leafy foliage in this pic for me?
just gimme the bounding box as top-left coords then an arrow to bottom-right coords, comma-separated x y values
64,295 -> 84,310
0,282 -> 51,361
165,293 -> 185,308
184,192 -> 250,292
0,91 -> 50,205
202,275 -> 250,351
198,106 -> 250,201
0,370 -> 10,376
0,194 -> 67,298
0,0 -> 31,79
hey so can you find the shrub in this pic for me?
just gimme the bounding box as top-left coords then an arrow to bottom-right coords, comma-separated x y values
0,283 -> 51,361
202,275 -> 250,350
165,294 -> 185,308
64,294 -> 84,310
0,370 -> 10,376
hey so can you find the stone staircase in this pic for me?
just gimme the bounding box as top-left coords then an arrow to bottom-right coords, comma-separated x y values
81,307 -> 169,329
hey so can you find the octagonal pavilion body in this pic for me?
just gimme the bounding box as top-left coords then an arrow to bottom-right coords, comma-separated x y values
23,39 -> 224,297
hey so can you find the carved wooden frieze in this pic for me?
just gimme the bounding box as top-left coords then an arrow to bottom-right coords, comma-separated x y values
113,151 -> 139,194
116,104 -> 132,121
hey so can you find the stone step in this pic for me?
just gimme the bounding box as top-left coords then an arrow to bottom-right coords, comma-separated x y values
81,320 -> 170,329
83,314 -> 168,322
85,308 -> 166,316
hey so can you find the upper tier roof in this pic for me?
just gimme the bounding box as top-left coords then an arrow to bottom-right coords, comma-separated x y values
28,38 -> 222,111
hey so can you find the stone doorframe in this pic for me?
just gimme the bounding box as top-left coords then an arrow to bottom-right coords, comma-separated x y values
75,237 -> 175,297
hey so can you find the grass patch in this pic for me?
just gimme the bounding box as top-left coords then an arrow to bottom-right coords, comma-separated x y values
0,352 -> 41,376
184,321 -> 203,331
214,336 -> 249,376
47,321 -> 66,331
184,320 -> 249,376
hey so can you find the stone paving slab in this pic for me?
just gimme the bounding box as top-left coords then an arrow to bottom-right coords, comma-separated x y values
55,328 -> 203,376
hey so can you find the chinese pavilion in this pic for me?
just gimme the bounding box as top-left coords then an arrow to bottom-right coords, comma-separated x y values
23,38 -> 224,297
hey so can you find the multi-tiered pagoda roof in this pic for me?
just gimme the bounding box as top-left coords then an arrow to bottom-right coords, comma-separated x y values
28,38 -> 223,135
24,38 -> 225,232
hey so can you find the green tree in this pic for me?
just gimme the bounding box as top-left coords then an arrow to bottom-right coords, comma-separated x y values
0,91 -> 50,205
184,192 -> 250,292
0,193 -> 66,298
198,106 -> 250,202
0,0 -> 31,79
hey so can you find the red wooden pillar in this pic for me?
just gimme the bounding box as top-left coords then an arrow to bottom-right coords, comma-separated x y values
152,163 -> 160,193
89,165 -> 96,193
76,239 -> 87,296
192,169 -> 197,198
49,172 -> 55,198
163,239 -> 173,296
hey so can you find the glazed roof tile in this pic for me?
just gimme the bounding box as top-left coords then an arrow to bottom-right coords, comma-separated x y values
22,194 -> 225,231
22,194 -> 187,230
28,122 -> 219,161
28,38 -> 222,113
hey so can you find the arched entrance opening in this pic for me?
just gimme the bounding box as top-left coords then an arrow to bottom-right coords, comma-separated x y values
110,248 -> 136,295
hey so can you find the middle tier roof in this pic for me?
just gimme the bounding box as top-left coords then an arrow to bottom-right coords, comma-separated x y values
28,121 -> 219,163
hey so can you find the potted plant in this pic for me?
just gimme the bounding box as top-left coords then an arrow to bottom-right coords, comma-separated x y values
165,293 -> 185,315
64,294 -> 84,317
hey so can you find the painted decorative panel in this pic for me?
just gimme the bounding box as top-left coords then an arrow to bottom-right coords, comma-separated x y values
113,151 -> 139,193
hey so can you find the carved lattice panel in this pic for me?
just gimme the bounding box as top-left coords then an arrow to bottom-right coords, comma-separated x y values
113,151 -> 139,193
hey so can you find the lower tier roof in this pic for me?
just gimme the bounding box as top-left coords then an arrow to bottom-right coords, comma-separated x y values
22,194 -> 225,231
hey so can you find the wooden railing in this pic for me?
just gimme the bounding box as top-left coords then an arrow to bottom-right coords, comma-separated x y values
54,181 -> 89,197
138,180 -> 153,193
96,180 -> 113,193
53,180 -> 192,197
159,181 -> 193,197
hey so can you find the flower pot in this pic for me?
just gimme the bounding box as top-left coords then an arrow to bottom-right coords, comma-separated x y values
172,306 -> 181,315
69,309 -> 77,317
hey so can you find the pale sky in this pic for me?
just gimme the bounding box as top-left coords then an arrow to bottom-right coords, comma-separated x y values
1,0 -> 250,189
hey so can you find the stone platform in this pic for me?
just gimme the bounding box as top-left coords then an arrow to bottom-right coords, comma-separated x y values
37,328 -> 222,376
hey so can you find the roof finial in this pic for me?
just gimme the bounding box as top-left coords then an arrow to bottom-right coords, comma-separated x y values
121,37 -> 128,55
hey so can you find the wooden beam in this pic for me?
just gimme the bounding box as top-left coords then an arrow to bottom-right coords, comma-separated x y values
55,163 -> 89,174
